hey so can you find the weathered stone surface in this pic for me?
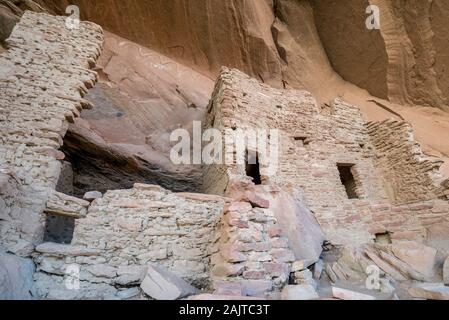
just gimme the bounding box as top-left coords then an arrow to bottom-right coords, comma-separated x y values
83,191 -> 103,202
313,259 -> 324,280
117,288 -> 141,300
332,282 -> 395,300
332,286 -> 376,301
239,280 -> 273,297
227,202 -> 253,213
291,259 -> 316,272
444,256 -> 449,285
65,185 -> 224,287
245,192 -> 270,209
45,191 -> 90,219
214,281 -> 244,296
425,222 -> 449,267
265,189 -> 324,262
281,285 -> 319,300
409,283 -> 449,300
391,241 -> 437,278
86,264 -> 117,278
140,264 -> 198,300
114,265 -> 147,286
364,248 -> 408,281
0,251 -> 35,300
292,269 -> 316,288
35,243 -> 101,257
204,67 -> 449,248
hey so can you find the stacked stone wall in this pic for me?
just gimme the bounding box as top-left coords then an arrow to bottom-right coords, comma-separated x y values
210,200 -> 295,297
32,183 -> 227,299
0,11 -> 103,254
367,120 -> 449,204
205,68 -> 449,245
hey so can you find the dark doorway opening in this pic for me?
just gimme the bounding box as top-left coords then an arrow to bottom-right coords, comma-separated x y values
337,164 -> 359,199
246,150 -> 262,185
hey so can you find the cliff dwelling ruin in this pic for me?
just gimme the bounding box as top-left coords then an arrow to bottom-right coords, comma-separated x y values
1,1 -> 449,302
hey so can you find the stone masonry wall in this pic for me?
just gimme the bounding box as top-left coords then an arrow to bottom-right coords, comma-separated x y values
0,11 -> 103,255
204,68 -> 449,245
32,183 -> 226,299
210,200 -> 295,297
367,120 -> 449,204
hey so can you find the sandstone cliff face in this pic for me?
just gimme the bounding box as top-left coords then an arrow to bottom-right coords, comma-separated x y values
43,0 -> 449,110
313,0 -> 449,110
60,31 -> 213,195
44,0 -> 284,86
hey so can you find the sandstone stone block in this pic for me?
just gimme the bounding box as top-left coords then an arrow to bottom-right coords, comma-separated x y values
281,285 -> 319,300
45,191 -> 90,219
83,191 -> 103,202
270,238 -> 289,248
227,202 -> 252,213
35,243 -> 101,257
391,241 -> 437,278
270,248 -> 295,263
409,283 -> 449,300
117,287 -> 141,300
241,280 -> 272,297
221,248 -> 247,263
211,263 -> 244,277
267,191 -> 324,262
268,225 -> 282,238
291,259 -> 315,272
292,269 -> 315,287
140,264 -> 198,300
237,242 -> 271,252
214,281 -> 244,296
0,251 -> 36,300
263,262 -> 288,277
87,264 -> 117,278
245,193 -> 270,208
332,282 -> 394,300
243,270 -> 267,280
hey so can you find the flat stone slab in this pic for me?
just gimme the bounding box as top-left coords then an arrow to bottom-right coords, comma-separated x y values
35,243 -> 101,257
140,264 -> 198,300
281,285 -> 319,300
83,191 -> 103,202
332,282 -> 395,300
409,283 -> 449,300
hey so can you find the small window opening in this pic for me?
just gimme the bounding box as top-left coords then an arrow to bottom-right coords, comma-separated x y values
44,214 -> 75,244
337,164 -> 359,199
375,232 -> 392,244
294,136 -> 309,146
246,150 -> 262,185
